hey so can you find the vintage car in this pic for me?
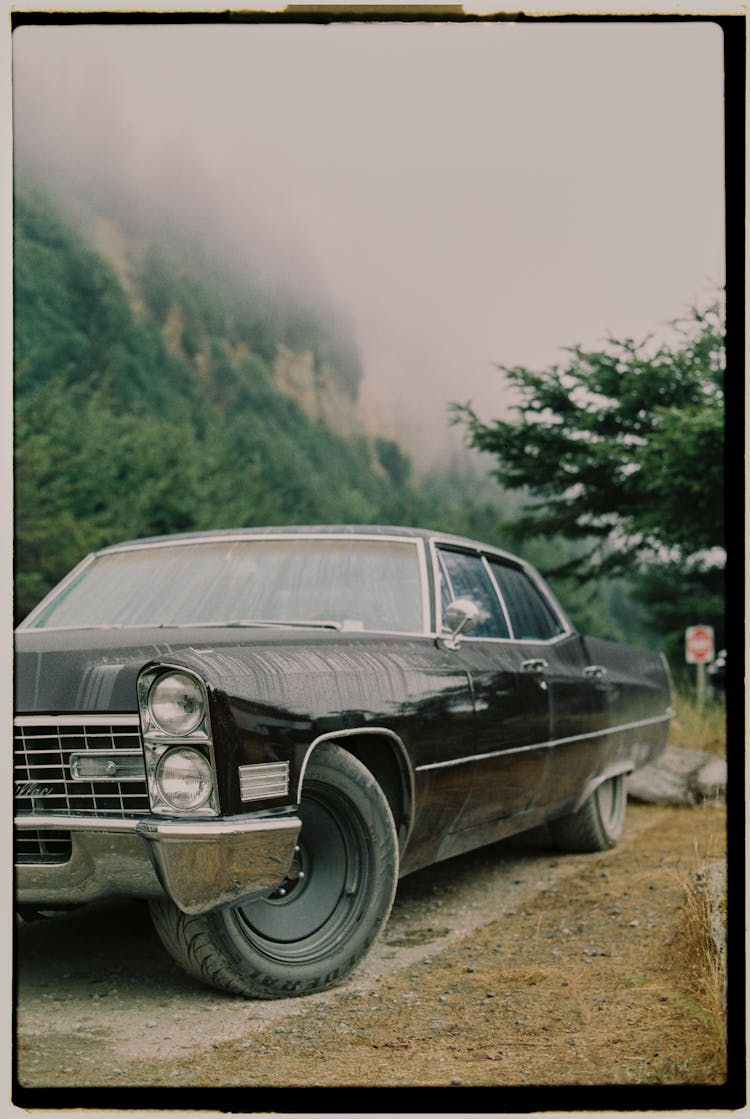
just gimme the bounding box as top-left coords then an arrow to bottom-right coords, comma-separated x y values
14,525 -> 672,998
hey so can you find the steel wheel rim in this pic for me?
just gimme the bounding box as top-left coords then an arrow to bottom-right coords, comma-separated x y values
233,782 -> 372,965
597,776 -> 624,832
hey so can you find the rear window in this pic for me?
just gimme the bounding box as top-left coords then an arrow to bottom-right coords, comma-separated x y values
487,560 -> 564,641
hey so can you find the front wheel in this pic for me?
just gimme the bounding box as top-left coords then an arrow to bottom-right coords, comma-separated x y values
549,774 -> 627,853
149,744 -> 399,998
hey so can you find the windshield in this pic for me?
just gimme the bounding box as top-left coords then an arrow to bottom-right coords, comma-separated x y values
28,536 -> 426,634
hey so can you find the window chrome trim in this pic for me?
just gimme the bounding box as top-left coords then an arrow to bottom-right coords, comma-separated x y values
414,537 -> 431,635
415,710 -> 674,772
431,631 -> 574,648
94,530 -> 424,554
430,538 -> 456,633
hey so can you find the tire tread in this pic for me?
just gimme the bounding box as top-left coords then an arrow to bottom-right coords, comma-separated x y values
150,898 -> 255,996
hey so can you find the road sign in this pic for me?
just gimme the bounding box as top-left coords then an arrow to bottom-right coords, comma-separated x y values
685,625 -> 715,664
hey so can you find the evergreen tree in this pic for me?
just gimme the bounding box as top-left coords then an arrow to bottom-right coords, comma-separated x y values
453,302 -> 724,576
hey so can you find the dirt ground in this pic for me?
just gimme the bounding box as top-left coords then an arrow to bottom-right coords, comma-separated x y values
14,801 -> 730,1108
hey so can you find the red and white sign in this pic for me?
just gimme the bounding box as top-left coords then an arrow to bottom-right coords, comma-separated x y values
685,625 -> 715,664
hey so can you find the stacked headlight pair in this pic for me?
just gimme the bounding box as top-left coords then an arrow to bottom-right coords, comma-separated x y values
137,667 -> 219,815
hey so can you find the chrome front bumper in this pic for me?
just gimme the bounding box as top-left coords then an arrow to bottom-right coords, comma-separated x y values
15,811 -> 301,916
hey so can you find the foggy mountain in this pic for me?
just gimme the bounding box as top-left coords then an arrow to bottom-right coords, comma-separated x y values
13,132 -> 473,466
12,21 -> 725,467
12,40 -> 468,465
12,154 -> 466,463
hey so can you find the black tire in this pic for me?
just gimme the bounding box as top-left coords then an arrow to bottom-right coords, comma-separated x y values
16,907 -> 53,923
549,774 -> 627,853
149,743 -> 399,999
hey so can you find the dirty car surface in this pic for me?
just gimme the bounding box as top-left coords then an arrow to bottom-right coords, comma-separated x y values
14,525 -> 673,998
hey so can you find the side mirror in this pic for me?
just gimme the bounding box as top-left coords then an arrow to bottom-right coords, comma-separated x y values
443,598 -> 481,648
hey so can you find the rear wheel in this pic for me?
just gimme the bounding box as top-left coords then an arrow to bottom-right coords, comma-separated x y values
149,744 -> 398,998
549,774 -> 627,853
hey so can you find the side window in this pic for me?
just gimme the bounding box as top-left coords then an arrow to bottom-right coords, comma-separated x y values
437,552 -> 453,621
488,560 -> 564,641
439,549 -> 510,639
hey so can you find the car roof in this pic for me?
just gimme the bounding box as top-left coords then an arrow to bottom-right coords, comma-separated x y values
98,524 -> 525,565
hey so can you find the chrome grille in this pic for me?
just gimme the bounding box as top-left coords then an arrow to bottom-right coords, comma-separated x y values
15,830 -> 72,864
14,715 -> 149,817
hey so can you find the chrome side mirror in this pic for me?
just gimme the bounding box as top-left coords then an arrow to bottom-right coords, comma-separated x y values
443,598 -> 481,649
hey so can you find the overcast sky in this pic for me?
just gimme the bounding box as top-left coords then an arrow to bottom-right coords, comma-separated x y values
12,18 -> 725,457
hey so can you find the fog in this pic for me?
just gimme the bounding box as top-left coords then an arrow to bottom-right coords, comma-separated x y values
12,18 -> 725,460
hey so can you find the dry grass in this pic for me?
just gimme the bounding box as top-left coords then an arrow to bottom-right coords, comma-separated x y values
665,690 -> 727,1079
670,837 -> 727,1082
669,690 -> 726,756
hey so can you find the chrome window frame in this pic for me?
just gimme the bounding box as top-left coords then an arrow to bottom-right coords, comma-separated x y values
428,536 -> 573,645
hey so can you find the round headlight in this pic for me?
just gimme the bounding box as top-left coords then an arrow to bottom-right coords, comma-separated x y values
148,672 -> 205,736
155,747 -> 213,811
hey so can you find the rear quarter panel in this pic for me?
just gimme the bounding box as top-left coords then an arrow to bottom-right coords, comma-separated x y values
582,635 -> 673,770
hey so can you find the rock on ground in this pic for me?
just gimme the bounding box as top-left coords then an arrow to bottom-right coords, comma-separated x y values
626,746 -> 726,807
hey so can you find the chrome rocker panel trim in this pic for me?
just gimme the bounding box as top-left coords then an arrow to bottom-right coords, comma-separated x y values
15,811 -> 301,917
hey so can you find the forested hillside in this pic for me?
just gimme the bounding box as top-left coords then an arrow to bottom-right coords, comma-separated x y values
12,184 -> 502,621
13,181 -> 651,651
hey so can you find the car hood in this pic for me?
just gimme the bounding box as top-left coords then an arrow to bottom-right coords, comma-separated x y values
13,624 -> 343,713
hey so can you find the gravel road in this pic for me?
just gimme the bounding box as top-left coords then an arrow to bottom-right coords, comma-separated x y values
14,801 -> 728,1103
16,818 -> 598,1061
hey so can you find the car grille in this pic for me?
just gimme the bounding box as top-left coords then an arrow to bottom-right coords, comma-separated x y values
14,715 -> 150,820
15,830 -> 73,864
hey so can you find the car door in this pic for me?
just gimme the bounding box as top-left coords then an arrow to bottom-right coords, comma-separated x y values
487,558 -> 610,810
435,546 -> 551,829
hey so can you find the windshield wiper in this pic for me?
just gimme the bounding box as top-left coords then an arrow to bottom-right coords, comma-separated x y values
154,619 -> 343,630
223,619 -> 343,630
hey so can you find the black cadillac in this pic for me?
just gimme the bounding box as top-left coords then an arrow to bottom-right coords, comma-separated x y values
14,526 -> 673,998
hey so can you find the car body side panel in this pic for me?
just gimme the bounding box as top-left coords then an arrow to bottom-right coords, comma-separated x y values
442,639 -> 550,829
531,633 -> 611,808
535,636 -> 671,812
161,637 -> 478,851
582,636 -> 672,725
581,634 -> 672,769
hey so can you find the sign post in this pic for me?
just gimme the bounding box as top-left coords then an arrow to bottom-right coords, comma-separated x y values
685,625 -> 715,708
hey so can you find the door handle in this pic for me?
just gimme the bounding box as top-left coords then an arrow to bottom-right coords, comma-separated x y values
521,658 -> 548,674
584,664 -> 609,682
